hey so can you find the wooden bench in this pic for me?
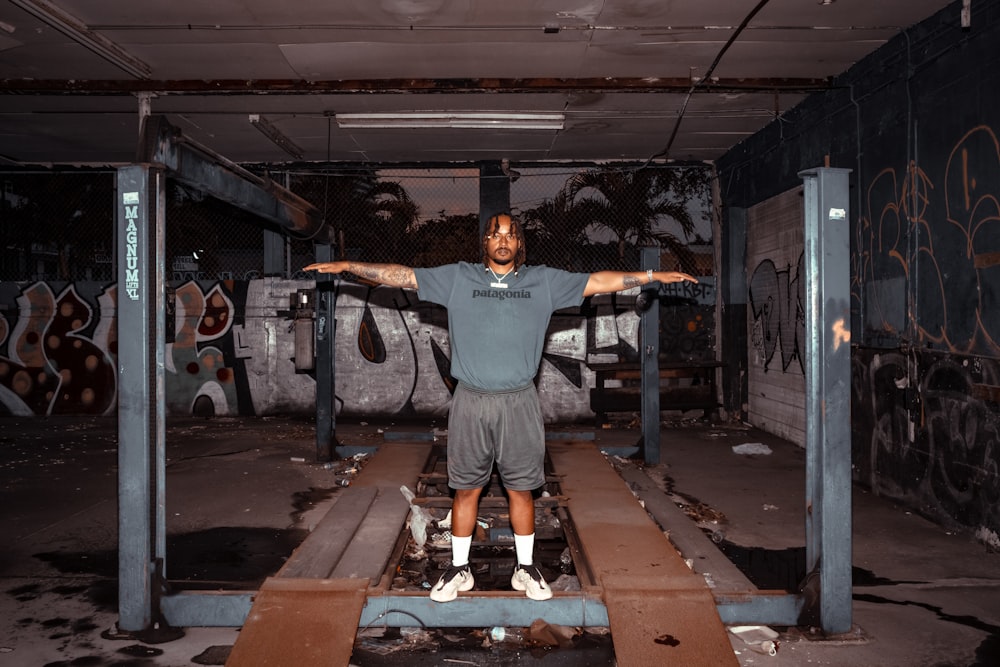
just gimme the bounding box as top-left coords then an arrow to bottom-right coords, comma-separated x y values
588,360 -> 722,424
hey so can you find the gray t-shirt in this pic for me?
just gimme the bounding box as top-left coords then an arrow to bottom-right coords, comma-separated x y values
415,262 -> 589,391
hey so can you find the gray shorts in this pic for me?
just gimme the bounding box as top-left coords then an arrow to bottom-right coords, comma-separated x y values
446,382 -> 546,491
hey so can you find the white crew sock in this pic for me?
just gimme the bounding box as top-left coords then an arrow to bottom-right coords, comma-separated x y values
451,534 -> 472,567
514,532 -> 535,566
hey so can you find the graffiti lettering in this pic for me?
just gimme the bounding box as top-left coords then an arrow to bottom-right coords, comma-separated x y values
0,277 -> 714,426
660,278 -> 716,305
748,255 -> 804,373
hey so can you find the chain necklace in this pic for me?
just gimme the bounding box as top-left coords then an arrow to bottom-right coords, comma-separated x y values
487,266 -> 514,289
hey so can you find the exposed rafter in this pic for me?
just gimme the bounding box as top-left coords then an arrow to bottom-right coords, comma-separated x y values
0,77 -> 833,96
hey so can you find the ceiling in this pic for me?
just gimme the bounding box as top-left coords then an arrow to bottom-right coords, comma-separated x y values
0,0 -> 958,167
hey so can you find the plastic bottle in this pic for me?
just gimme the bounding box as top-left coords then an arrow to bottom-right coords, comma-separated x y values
490,626 -> 525,643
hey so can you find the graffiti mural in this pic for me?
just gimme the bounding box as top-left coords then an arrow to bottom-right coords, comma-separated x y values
850,125 -> 1000,537
853,347 -> 1000,533
0,283 -> 116,416
166,281 -> 239,417
0,277 -> 717,423
749,255 -> 805,373
856,126 -> 1000,354
740,121 -> 1000,537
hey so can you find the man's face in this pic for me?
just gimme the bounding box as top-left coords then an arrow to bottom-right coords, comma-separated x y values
485,216 -> 519,268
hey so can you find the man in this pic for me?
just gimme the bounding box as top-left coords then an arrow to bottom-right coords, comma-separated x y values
305,213 -> 698,602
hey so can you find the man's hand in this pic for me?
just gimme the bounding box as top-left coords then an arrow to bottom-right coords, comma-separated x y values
303,261 -> 349,274
654,271 -> 699,285
584,270 -> 699,297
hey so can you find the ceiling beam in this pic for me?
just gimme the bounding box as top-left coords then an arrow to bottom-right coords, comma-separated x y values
0,77 -> 832,96
139,115 -> 328,241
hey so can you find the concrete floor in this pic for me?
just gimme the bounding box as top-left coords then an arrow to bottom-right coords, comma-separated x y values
1,414 -> 998,666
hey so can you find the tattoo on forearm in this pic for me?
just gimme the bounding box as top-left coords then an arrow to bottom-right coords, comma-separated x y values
350,263 -> 416,288
623,275 -> 641,288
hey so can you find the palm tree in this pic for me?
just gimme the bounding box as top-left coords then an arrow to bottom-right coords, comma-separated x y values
368,180 -> 420,264
409,212 -> 479,266
563,166 -> 701,269
519,189 -> 591,270
289,170 -> 419,265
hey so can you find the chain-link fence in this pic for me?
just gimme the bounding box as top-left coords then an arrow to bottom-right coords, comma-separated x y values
0,164 -> 713,282
0,170 -> 116,282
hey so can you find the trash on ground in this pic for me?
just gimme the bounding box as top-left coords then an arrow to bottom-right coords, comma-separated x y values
527,619 -> 580,648
729,625 -> 779,656
549,573 -> 581,591
732,442 -> 773,456
429,531 -> 452,548
400,485 -> 434,554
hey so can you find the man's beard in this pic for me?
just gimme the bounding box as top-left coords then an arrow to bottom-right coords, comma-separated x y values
492,254 -> 514,267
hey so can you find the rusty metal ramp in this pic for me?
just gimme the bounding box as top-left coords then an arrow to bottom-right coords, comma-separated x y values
226,436 -> 737,665
225,441 -> 432,667
224,577 -> 368,666
549,440 -> 739,666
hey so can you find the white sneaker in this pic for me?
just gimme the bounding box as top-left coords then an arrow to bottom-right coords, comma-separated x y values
430,563 -> 474,602
511,563 -> 553,601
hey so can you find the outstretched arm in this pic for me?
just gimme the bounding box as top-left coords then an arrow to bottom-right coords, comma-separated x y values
303,261 -> 418,289
583,270 -> 698,297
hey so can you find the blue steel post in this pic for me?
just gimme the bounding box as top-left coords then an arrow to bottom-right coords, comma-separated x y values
478,161 -> 510,236
153,172 -> 167,579
262,229 -> 285,275
799,167 -> 853,634
314,243 -> 336,461
722,206 -> 748,419
640,246 -> 661,463
116,166 -> 165,631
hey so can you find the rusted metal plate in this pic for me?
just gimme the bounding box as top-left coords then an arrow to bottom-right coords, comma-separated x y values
225,577 -> 368,667
603,576 -> 739,665
278,442 -> 431,582
277,486 -> 378,579
548,440 -> 738,666
330,442 -> 433,583
615,464 -> 757,594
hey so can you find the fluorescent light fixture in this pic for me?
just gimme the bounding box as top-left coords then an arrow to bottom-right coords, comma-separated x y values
249,114 -> 304,160
335,112 -> 565,130
9,0 -> 151,79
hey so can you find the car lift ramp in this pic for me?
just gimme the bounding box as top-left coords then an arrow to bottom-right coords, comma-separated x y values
226,437 -> 738,666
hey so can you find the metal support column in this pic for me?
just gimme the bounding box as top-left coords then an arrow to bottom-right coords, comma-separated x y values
314,243 -> 336,461
262,230 -> 285,276
478,160 -> 510,235
799,167 -> 853,634
639,246 -> 661,463
116,165 -> 167,632
263,171 -> 293,276
721,206 -> 749,420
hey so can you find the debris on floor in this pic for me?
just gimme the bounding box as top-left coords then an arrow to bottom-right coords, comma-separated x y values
729,625 -> 780,656
350,625 -> 616,665
732,443 -> 773,456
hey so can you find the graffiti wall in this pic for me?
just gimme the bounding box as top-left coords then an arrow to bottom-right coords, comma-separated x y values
853,347 -> 1000,535
717,1 -> 1000,538
0,277 -> 717,423
746,189 -> 806,444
